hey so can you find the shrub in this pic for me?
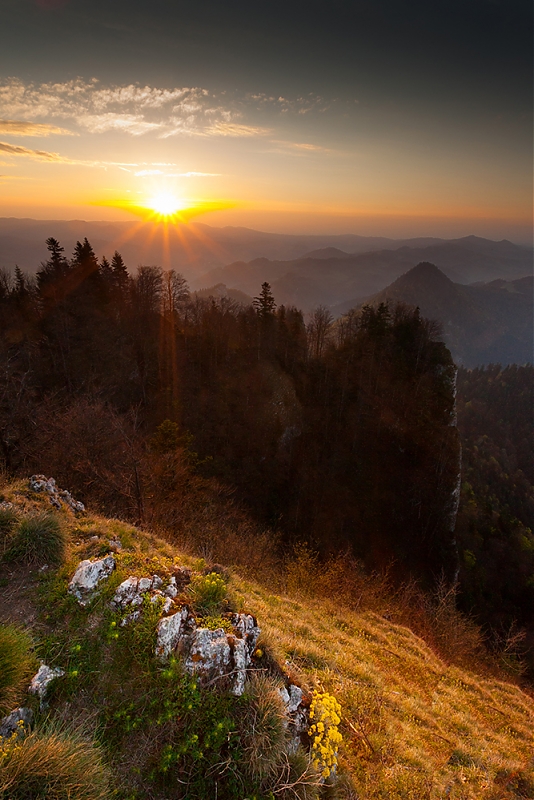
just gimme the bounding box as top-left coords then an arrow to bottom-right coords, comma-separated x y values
188,571 -> 228,614
0,624 -> 35,716
0,510 -> 18,557
4,514 -> 67,567
0,727 -> 110,800
238,674 -> 288,782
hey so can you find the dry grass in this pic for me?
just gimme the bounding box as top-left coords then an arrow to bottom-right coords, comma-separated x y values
234,576 -> 534,800
0,727 -> 110,800
0,624 -> 36,716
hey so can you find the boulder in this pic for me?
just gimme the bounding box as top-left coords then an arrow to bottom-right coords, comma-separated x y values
155,607 -> 260,696
29,664 -> 65,708
279,684 -> 309,753
185,628 -> 232,686
68,555 -> 115,606
0,707 -> 34,741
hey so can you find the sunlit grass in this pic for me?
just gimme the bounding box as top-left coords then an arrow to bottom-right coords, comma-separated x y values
234,577 -> 534,799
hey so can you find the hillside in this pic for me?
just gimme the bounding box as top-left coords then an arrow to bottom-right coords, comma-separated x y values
346,263 -> 533,367
1,477 -> 533,800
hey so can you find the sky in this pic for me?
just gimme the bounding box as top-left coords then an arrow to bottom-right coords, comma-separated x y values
0,0 -> 532,241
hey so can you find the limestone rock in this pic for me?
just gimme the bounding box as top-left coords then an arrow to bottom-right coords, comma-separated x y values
68,555 -> 115,606
29,664 -> 65,708
163,577 -> 178,599
111,576 -> 139,608
155,606 -> 260,696
232,613 -> 261,655
29,474 -> 85,513
155,606 -> 193,659
185,628 -> 232,685
111,574 -> 171,615
287,684 -> 303,713
0,707 -> 34,740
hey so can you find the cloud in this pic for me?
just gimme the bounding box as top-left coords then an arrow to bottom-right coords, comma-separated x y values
177,171 -> 221,177
0,78 -> 337,142
204,122 -> 271,137
134,169 -> 164,176
0,120 -> 75,136
268,139 -> 332,154
77,113 -> 163,135
0,141 -> 67,161
0,79 -> 229,138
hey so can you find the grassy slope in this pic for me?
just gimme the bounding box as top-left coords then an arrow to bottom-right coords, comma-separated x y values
0,479 -> 533,800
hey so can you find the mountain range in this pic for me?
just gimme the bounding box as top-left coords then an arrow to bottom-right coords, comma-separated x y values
193,236 -> 533,311
1,219 -> 531,297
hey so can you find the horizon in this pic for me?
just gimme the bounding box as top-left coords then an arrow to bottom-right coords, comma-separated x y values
0,215 -> 532,248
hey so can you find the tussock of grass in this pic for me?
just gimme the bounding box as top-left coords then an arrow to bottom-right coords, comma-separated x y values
0,624 -> 35,716
0,727 -> 110,800
4,513 -> 66,567
238,673 -> 288,782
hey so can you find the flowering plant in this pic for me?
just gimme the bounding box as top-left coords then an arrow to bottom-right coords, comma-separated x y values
308,690 -> 342,779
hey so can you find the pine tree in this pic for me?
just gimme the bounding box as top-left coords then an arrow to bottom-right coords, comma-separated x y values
253,282 -> 276,319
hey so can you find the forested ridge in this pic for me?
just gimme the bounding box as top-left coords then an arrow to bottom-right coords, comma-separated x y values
1,237 -> 532,674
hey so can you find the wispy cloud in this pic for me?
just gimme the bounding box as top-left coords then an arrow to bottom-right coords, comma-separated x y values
204,122 -> 271,137
76,113 -> 162,135
0,120 -> 75,136
0,78 -> 337,141
0,79 -> 233,138
0,141 -> 68,161
134,168 -> 164,176
268,140 -> 333,155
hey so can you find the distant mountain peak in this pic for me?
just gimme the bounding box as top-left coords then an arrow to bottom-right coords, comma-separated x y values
395,261 -> 453,285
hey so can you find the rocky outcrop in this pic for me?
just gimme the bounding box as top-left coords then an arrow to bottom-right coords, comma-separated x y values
111,573 -> 178,624
68,555 -> 115,606
29,475 -> 85,513
155,610 -> 261,696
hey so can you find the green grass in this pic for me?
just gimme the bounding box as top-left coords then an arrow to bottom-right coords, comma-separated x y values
4,513 -> 67,567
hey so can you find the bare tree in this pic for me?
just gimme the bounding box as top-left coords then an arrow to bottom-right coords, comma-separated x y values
306,305 -> 333,359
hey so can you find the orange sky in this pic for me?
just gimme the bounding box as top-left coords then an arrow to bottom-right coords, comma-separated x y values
0,1 -> 532,243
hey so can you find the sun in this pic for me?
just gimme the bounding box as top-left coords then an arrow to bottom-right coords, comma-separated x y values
145,192 -> 187,217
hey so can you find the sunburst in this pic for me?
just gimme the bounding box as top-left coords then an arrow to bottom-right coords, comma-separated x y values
145,192 -> 187,217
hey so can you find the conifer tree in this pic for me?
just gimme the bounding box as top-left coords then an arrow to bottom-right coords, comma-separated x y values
253,282 -> 276,318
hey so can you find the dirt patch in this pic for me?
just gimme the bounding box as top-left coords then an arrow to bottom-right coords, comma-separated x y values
0,561 -> 42,630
